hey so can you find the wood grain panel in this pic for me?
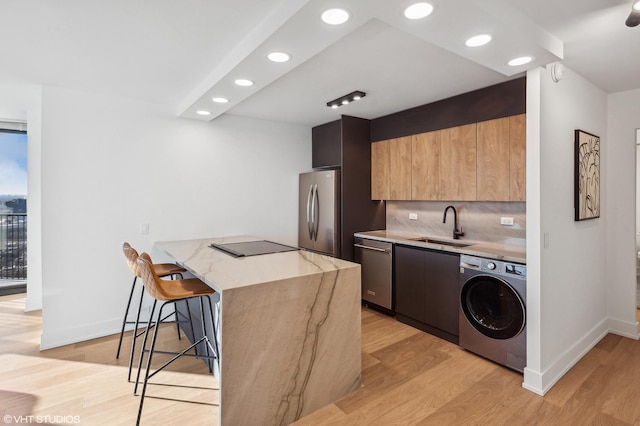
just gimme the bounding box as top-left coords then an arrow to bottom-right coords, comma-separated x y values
477,117 -> 510,201
439,123 -> 477,201
389,136 -> 412,200
509,113 -> 526,201
371,140 -> 389,200
412,131 -> 440,200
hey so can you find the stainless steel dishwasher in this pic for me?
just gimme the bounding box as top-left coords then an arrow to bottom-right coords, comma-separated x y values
354,237 -> 393,311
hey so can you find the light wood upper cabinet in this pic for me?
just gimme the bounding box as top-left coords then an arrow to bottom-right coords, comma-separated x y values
509,114 -> 526,201
412,130 -> 440,200
440,123 -> 477,201
389,137 -> 412,200
370,114 -> 525,201
476,114 -> 527,201
371,140 -> 389,200
477,117 -> 511,201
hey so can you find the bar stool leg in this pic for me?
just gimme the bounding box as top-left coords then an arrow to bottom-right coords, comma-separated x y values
127,285 -> 146,382
198,297 -> 212,373
134,299 -> 157,395
136,301 -> 169,426
171,274 -> 182,341
116,276 -> 138,359
185,300 -> 199,356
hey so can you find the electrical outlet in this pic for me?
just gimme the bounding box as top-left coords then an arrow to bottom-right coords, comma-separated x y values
139,223 -> 149,234
409,213 -> 418,220
500,217 -> 514,226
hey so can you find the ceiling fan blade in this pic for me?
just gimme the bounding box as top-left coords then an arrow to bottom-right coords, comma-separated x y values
627,10 -> 640,27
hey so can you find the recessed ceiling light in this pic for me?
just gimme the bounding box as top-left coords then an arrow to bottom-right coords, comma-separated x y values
404,3 -> 434,20
465,34 -> 492,47
212,97 -> 229,103
267,52 -> 291,63
196,110 -> 211,116
234,79 -> 254,87
634,0 -> 640,11
508,56 -> 533,66
321,8 -> 349,25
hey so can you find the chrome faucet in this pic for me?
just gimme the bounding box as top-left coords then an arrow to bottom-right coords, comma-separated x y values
443,205 -> 464,240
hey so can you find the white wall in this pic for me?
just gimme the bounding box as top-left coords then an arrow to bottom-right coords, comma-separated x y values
524,65 -> 609,394
0,81 -> 43,312
606,88 -> 640,333
39,86 -> 311,349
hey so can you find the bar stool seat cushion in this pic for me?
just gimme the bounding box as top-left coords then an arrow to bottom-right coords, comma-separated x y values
146,277 -> 214,301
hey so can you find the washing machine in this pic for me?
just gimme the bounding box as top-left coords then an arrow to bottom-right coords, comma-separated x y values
459,254 -> 527,373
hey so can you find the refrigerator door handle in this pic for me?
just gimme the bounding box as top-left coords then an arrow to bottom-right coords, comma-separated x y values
306,184 -> 314,239
313,184 -> 320,241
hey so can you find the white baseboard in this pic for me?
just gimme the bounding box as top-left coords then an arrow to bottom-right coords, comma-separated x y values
607,316 -> 640,340
521,318 -> 609,395
40,317 -> 124,350
522,317 -> 640,396
39,308 -> 180,350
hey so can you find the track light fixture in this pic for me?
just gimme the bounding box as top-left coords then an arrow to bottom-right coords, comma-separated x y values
326,90 -> 366,109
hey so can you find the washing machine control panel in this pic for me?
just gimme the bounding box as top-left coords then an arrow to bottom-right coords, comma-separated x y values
460,254 -> 526,278
505,263 -> 526,277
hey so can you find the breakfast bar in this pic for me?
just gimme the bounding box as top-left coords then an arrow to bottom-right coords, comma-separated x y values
156,236 -> 362,425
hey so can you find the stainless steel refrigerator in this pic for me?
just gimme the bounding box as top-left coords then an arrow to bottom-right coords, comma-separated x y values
298,170 -> 341,257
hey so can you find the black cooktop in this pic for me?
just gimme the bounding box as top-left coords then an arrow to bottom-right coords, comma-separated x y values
209,240 -> 299,258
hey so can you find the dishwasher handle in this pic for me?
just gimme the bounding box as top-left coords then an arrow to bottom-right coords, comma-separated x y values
354,243 -> 390,253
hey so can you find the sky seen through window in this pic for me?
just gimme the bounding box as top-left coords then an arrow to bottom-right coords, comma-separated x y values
0,131 -> 27,196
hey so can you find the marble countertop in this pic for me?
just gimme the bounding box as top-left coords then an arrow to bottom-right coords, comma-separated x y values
156,235 -> 359,292
354,230 -> 526,264
155,236 -> 362,424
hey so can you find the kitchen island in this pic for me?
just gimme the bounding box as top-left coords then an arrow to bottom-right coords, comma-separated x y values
156,236 -> 361,426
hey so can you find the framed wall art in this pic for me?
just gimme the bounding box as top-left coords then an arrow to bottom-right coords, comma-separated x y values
574,129 -> 600,221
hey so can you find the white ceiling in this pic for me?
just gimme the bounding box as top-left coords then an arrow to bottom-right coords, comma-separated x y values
2,0 -> 639,127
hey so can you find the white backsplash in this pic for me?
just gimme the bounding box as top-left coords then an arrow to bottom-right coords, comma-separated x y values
386,201 -> 526,245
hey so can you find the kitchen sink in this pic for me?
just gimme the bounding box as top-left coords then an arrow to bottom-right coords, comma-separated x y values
414,237 -> 472,248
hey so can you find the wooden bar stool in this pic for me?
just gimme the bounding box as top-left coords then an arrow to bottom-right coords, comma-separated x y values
133,253 -> 219,425
118,242 -> 190,381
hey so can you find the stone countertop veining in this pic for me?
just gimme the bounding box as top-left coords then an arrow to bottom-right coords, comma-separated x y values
156,235 -> 359,293
155,235 -> 362,425
354,230 -> 526,264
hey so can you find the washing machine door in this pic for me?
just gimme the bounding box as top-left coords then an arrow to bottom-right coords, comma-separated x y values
461,275 -> 525,340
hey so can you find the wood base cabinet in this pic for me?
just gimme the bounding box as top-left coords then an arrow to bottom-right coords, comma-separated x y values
395,245 -> 460,344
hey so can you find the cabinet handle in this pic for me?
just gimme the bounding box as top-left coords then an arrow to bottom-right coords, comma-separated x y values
354,244 -> 389,253
306,185 -> 313,239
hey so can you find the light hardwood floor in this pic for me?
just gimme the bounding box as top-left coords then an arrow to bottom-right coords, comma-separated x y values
2,293 -> 640,425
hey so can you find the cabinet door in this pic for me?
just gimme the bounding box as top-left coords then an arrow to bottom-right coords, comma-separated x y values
311,120 -> 341,169
477,117 -> 510,201
389,137 -> 412,200
509,114 -> 526,201
423,250 -> 460,336
412,131 -> 440,200
440,123 -> 477,201
371,140 -> 389,200
394,245 -> 426,323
